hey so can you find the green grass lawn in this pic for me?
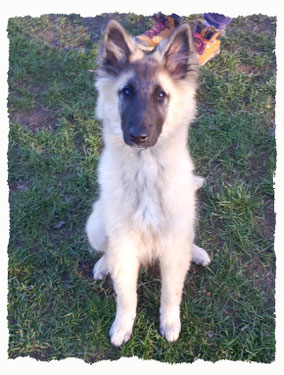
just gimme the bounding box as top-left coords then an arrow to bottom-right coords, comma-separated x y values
7,13 -> 276,363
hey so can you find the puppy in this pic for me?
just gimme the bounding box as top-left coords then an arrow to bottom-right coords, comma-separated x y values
86,20 -> 210,346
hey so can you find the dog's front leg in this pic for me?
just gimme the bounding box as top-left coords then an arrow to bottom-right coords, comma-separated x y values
159,241 -> 191,342
108,237 -> 140,347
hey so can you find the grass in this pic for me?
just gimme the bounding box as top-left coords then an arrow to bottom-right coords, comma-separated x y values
7,13 -> 276,363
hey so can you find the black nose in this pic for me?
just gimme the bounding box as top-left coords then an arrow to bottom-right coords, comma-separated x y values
129,127 -> 149,145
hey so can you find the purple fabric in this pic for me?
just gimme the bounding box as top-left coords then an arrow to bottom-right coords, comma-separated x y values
204,13 -> 232,29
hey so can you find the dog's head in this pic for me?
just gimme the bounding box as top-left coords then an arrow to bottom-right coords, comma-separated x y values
95,20 -> 198,149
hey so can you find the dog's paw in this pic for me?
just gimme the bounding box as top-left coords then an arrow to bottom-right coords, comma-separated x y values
109,317 -> 134,347
192,245 -> 211,266
193,175 -> 205,190
160,318 -> 181,343
93,256 -> 108,280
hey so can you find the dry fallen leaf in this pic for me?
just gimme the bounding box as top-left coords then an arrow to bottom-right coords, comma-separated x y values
207,331 -> 214,338
16,180 -> 29,190
202,289 -> 212,297
53,220 -> 66,229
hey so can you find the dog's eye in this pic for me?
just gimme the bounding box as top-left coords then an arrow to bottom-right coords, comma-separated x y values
121,86 -> 132,97
156,90 -> 167,102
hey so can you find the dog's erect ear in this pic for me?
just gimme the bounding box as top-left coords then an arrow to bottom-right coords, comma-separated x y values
158,24 -> 198,81
98,20 -> 136,77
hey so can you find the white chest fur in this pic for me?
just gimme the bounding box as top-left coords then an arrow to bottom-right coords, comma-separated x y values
99,137 -> 196,238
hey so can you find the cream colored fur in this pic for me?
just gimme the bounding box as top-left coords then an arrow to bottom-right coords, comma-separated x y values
86,24 -> 210,347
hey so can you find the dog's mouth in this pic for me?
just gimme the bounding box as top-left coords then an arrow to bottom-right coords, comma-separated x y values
133,144 -> 148,150
124,137 -> 158,150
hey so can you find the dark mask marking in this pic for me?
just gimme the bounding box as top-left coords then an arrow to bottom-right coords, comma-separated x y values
119,58 -> 169,149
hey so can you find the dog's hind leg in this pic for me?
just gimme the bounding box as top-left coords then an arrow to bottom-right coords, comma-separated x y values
86,200 -> 109,279
86,200 -> 107,251
193,175 -> 205,190
93,255 -> 109,280
192,244 -> 211,266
